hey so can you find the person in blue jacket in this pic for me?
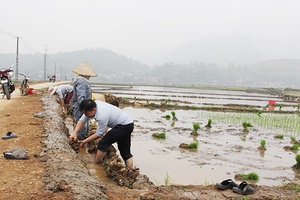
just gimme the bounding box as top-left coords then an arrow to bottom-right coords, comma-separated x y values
71,62 -> 97,140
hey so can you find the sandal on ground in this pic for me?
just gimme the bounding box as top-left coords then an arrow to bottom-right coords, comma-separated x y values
232,181 -> 255,195
2,132 -> 17,139
3,147 -> 29,160
215,179 -> 238,190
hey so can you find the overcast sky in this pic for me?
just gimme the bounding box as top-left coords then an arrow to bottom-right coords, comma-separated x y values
0,0 -> 299,65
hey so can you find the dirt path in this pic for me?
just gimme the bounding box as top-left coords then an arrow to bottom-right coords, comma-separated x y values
0,82 -> 299,199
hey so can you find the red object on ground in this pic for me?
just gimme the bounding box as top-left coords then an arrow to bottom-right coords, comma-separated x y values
28,88 -> 34,95
268,100 -> 276,105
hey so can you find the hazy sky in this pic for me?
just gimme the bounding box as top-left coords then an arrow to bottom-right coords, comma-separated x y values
1,0 -> 299,65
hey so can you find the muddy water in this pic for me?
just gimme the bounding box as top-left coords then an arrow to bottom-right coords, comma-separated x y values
122,107 -> 298,186
90,85 -> 300,186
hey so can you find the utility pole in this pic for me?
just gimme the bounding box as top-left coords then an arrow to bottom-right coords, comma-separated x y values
15,36 -> 19,82
44,45 -> 47,81
55,62 -> 56,76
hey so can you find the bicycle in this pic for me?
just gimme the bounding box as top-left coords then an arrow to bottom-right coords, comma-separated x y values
19,73 -> 30,96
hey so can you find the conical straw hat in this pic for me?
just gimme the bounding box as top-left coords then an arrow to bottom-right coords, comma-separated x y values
72,62 -> 97,77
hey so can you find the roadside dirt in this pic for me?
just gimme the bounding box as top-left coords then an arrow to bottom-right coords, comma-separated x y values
0,83 -> 300,199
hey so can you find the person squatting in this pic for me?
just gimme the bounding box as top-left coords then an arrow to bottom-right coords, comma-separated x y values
69,99 -> 134,168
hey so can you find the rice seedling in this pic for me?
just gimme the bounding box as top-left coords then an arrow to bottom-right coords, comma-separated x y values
294,154 -> 300,169
189,106 -> 198,110
257,110 -> 263,117
162,114 -> 171,120
171,111 -> 178,121
291,136 -> 297,142
236,172 -> 259,181
152,132 -> 166,139
191,123 -> 200,135
242,122 -> 253,132
164,172 -> 171,186
199,112 -> 300,135
179,141 -> 199,149
259,139 -> 266,150
291,144 -> 299,151
284,182 -> 300,192
274,134 -> 284,139
204,119 -> 212,128
171,122 -> 175,127
188,141 -> 199,149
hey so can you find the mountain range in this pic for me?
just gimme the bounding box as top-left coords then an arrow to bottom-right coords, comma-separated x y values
0,35 -> 299,88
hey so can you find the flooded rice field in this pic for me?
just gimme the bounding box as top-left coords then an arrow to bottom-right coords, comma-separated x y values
92,84 -> 300,186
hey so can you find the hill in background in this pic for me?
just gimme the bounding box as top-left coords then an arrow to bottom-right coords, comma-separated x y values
0,48 -> 300,89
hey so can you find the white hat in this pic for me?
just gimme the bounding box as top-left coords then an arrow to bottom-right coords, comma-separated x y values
72,62 -> 97,77
48,86 -> 58,95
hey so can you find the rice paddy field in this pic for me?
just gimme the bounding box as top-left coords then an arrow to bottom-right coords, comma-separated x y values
92,84 -> 300,186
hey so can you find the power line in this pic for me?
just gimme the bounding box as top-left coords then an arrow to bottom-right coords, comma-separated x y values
20,38 -> 42,54
0,28 -> 42,54
0,40 -> 15,49
0,28 -> 17,38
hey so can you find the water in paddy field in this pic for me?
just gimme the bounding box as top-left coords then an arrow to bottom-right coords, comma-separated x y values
92,84 -> 300,186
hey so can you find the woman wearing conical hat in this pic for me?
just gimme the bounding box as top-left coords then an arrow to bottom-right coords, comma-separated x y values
72,62 -> 97,140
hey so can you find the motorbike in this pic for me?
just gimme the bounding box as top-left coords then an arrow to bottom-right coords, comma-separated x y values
19,73 -> 30,96
0,65 -> 15,100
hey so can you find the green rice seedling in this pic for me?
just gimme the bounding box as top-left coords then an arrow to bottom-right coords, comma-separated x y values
242,122 -> 253,132
291,144 -> 299,151
189,106 -> 198,110
291,136 -> 297,142
164,172 -> 171,186
199,111 -> 300,135
240,197 -> 251,200
284,182 -> 300,192
191,123 -> 200,135
171,122 -> 175,127
257,110 -> 263,117
152,132 -> 166,139
204,119 -> 212,128
295,154 -> 300,169
237,172 -> 259,181
274,134 -> 284,139
260,139 -> 266,150
162,114 -> 171,120
171,111 -> 178,121
188,141 -> 199,149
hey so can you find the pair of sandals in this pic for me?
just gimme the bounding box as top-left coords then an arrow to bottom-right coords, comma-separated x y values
3,147 -> 29,160
215,179 -> 255,195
